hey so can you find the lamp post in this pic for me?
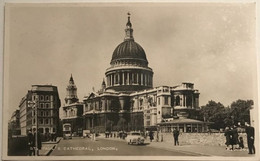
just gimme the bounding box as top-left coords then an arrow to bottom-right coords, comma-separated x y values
31,97 -> 39,156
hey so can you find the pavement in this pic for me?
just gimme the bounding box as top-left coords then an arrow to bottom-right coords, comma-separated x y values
39,137 -> 62,156
98,135 -> 253,157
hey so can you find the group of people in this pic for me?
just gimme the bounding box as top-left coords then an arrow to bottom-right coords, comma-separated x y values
104,131 -> 127,139
44,132 -> 57,142
27,128 -> 42,156
224,125 -> 242,151
224,123 -> 255,154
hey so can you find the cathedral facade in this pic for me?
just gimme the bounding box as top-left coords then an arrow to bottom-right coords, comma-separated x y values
80,14 -> 205,133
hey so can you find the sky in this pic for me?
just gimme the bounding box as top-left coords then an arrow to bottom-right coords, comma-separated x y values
4,3 -> 257,118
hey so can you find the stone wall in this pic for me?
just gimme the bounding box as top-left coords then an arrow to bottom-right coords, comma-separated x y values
161,132 -> 248,147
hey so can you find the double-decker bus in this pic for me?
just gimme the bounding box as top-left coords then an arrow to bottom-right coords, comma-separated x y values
63,123 -> 72,139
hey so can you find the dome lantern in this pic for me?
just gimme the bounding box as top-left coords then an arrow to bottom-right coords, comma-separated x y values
124,12 -> 134,41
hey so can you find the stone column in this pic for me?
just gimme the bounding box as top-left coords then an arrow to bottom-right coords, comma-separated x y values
141,73 -> 143,85
110,75 -> 112,86
184,95 -> 186,107
144,74 -> 146,86
119,73 -> 121,85
132,72 -> 134,84
122,72 -> 125,85
127,72 -> 130,85
114,73 -> 116,85
137,73 -> 139,85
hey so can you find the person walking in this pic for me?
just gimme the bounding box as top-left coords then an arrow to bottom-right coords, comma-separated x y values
149,131 -> 154,142
233,125 -> 239,150
224,127 -> 231,150
27,129 -> 34,156
229,126 -> 235,151
245,123 -> 255,154
173,128 -> 179,146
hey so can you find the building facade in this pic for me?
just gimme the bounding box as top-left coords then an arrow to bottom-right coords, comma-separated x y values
19,85 -> 61,135
61,75 -> 84,136
82,14 -> 207,133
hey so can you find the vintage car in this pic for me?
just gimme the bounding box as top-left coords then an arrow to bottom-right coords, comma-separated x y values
126,132 -> 145,145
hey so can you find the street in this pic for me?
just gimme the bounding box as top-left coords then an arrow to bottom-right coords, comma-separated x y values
50,137 -> 200,156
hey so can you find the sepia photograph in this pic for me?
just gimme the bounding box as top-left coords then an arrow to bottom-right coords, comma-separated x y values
2,1 -> 259,160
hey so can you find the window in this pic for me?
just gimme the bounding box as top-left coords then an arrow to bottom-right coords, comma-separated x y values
158,97 -> 160,105
46,111 -> 49,116
39,119 -> 43,124
45,95 -> 49,101
40,103 -> 44,108
45,128 -> 49,133
45,119 -> 49,124
176,96 -> 180,106
45,103 -> 49,108
164,96 -> 169,105
40,95 -> 44,101
33,96 -> 36,101
39,128 -> 44,133
53,128 -> 56,132
33,119 -> 35,124
40,111 -> 44,116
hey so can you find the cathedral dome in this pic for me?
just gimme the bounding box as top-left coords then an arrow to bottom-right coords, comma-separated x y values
105,13 -> 153,93
111,40 -> 148,65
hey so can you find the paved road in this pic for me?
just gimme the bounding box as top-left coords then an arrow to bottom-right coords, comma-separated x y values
50,137 -> 200,156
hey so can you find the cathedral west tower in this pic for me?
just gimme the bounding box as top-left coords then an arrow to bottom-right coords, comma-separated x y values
105,13 -> 154,93
65,74 -> 79,105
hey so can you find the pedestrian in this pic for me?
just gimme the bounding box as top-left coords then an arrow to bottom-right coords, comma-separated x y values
224,127 -> 231,150
32,128 -> 42,156
229,126 -> 235,151
233,125 -> 239,150
51,133 -> 54,142
238,136 -> 244,150
245,123 -> 255,154
149,131 -> 154,142
53,132 -> 57,142
173,128 -> 179,146
27,129 -> 34,156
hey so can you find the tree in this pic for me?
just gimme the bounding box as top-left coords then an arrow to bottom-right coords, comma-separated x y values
199,100 -> 227,130
199,99 -> 254,130
230,99 -> 253,125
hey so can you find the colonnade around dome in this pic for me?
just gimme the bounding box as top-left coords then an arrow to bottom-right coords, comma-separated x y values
106,70 -> 153,90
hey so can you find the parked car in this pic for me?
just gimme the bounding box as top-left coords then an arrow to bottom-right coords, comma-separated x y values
126,132 -> 145,145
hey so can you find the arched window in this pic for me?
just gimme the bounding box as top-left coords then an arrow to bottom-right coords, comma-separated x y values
40,95 -> 44,101
176,96 -> 180,106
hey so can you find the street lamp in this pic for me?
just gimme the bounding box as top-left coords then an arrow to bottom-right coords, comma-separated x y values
29,97 -> 39,156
